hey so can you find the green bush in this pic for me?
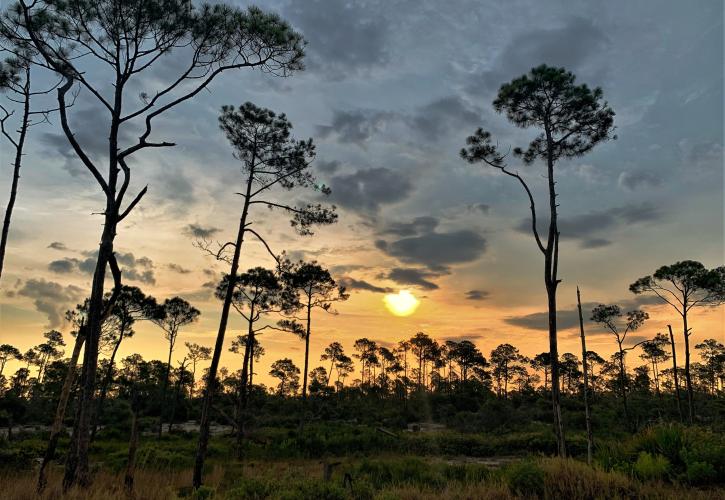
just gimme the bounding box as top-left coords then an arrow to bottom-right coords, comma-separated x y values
277,479 -> 348,500
686,461 -> 717,485
226,477 -> 277,499
505,460 -> 545,497
633,452 -> 669,481
193,485 -> 216,499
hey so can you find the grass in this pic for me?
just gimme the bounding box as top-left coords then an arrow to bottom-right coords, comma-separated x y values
1,423 -> 724,499
1,455 -> 723,499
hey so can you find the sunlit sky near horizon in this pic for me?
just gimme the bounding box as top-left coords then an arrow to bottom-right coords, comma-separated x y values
0,0 -> 723,387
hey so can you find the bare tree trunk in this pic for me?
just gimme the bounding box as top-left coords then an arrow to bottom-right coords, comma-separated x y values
37,330 -> 86,492
63,239 -> 112,490
301,302 -> 311,399
617,342 -> 630,427
577,287 -> 593,466
0,67 -> 30,283
62,76 -> 122,490
547,283 -> 565,456
544,128 -> 565,457
235,319 -> 254,459
158,342 -> 174,438
667,325 -> 683,423
682,314 -> 694,424
193,173 -> 253,489
92,333 -> 124,441
168,361 -> 187,434
124,388 -> 140,494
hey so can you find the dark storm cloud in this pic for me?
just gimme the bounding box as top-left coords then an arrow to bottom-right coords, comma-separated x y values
467,17 -> 609,96
167,263 -> 192,274
376,229 -> 487,271
48,259 -> 76,274
465,290 -> 490,301
42,106 -> 135,177
468,203 -> 490,214
316,160 -> 342,175
406,96 -> 482,141
17,278 -> 84,328
505,295 -> 662,333
154,168 -> 196,206
283,0 -> 390,78
505,302 -> 597,332
318,96 -> 480,147
385,268 -> 440,290
183,224 -> 221,239
618,170 -> 663,191
679,139 -> 723,170
49,250 -> 156,285
328,167 -> 414,212
381,216 -> 439,237
47,241 -> 68,251
338,277 -> 392,294
516,203 -> 664,249
317,109 -> 395,146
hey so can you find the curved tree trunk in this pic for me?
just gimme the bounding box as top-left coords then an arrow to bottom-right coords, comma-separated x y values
92,332 -> 124,441
37,330 -> 86,492
194,172 -> 253,489
0,67 -> 30,284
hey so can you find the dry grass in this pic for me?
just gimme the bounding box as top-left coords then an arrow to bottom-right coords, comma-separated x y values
1,457 -> 723,500
0,465 -> 224,500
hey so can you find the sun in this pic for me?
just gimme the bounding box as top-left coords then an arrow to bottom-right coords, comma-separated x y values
383,290 -> 420,317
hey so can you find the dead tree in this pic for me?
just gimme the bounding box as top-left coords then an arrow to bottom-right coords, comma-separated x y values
2,1 -> 305,488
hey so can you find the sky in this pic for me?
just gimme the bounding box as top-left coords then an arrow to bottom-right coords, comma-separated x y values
0,0 -> 723,387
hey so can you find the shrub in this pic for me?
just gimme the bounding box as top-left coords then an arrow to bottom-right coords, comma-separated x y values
226,477 -> 278,499
277,479 -> 348,500
686,461 -> 717,485
505,460 -> 544,497
633,452 -> 669,481
192,485 -> 216,499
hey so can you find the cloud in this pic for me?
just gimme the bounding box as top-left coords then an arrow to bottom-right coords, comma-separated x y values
465,290 -> 490,301
167,263 -> 192,274
47,241 -> 68,251
316,160 -> 342,175
319,96 -> 481,147
338,277 -> 392,294
41,106 -> 135,177
468,203 -> 490,214
48,250 -> 156,285
679,139 -> 723,170
505,296 -> 662,333
618,170 -> 662,191
466,17 -> 609,96
406,96 -> 481,141
317,109 -> 395,146
48,259 -> 76,274
376,229 -> 487,271
504,303 -> 596,333
385,268 -> 440,290
184,224 -> 221,239
515,203 -> 664,249
17,278 -> 84,328
328,167 -> 414,213
284,0 -> 390,78
381,216 -> 439,237
154,167 -> 196,206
